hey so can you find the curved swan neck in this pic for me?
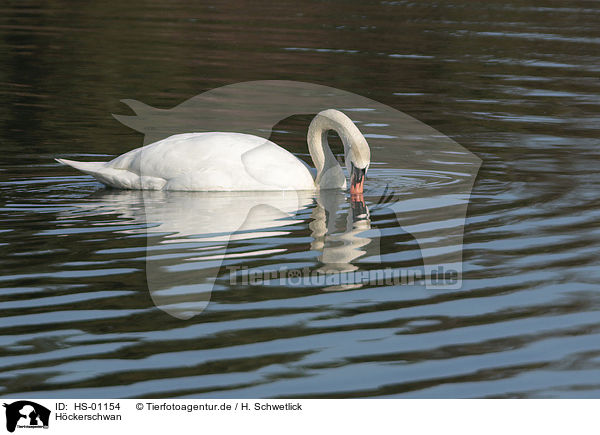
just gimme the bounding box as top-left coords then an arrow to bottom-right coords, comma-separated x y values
307,109 -> 368,188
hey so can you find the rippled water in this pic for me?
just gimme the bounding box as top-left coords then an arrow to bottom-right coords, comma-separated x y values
1,0 -> 600,398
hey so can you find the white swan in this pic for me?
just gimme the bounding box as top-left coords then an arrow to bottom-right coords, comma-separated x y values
56,109 -> 371,193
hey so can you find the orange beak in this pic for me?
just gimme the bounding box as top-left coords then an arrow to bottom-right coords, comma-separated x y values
349,164 -> 366,195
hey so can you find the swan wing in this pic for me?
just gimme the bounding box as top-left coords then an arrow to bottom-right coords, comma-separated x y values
241,140 -> 316,190
58,132 -> 316,191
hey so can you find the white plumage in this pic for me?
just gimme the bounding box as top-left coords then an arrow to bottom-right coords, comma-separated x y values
57,109 -> 370,192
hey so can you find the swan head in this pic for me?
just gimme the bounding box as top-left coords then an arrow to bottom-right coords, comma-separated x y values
340,116 -> 370,195
346,138 -> 370,195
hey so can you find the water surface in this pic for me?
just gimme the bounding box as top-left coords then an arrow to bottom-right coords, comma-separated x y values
1,0 -> 599,398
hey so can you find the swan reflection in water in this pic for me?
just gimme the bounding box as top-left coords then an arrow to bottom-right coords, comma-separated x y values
70,188 -> 386,319
310,191 -> 377,274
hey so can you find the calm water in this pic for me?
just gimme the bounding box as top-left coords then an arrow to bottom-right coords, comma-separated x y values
1,0 -> 600,398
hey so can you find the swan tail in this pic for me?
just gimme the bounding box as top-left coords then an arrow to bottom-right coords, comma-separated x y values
56,158 -> 119,187
56,158 -> 163,190
55,158 -> 106,175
